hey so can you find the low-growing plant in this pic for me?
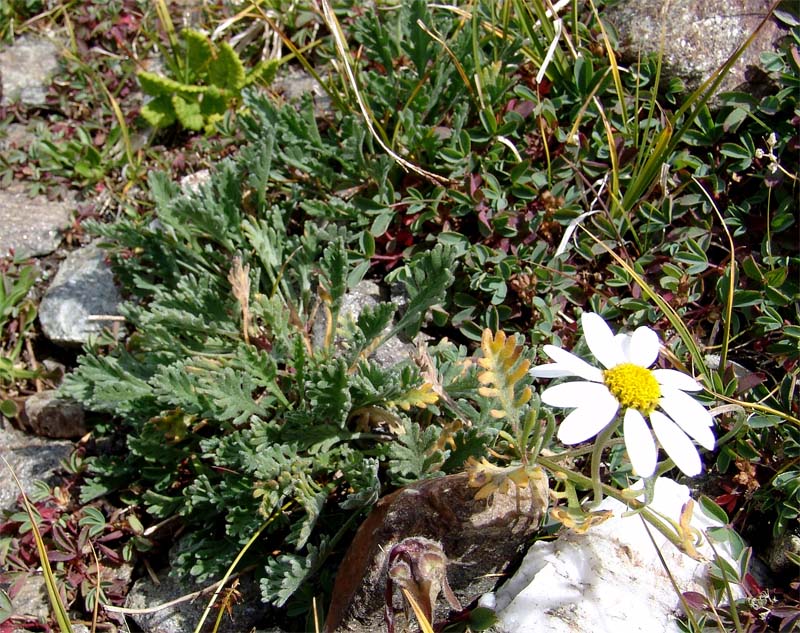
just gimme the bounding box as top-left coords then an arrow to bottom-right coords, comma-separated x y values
0,451 -> 151,632
61,125 -> 472,621
0,0 -> 44,42
0,262 -> 39,397
679,498 -> 800,632
138,25 -> 279,133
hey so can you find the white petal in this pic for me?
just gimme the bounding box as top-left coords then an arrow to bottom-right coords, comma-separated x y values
653,369 -> 703,392
623,409 -> 657,477
650,410 -> 702,476
540,345 -> 603,382
529,363 -> 577,378
660,384 -> 715,429
582,313 -> 625,369
627,326 -> 660,368
659,393 -> 716,451
557,398 -> 619,444
616,333 -> 633,361
541,381 -> 614,408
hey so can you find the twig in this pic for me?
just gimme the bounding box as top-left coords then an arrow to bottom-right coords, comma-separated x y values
102,567 -> 255,616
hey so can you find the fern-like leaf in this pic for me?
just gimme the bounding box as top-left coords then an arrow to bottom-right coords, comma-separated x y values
477,329 -> 532,429
348,301 -> 396,363
319,238 -> 348,349
388,244 -> 457,340
385,420 -> 446,485
306,359 -> 352,428
261,540 -> 327,607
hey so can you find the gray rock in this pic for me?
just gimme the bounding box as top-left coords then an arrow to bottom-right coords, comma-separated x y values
0,188 -> 72,258
8,574 -> 49,621
767,529 -> 800,576
0,423 -> 72,511
21,389 -> 86,439
38,242 -> 124,346
312,280 -> 417,369
179,168 -> 211,193
0,122 -> 35,153
5,567 -> 126,629
125,571 -> 270,633
272,65 -> 333,117
605,0 -> 783,96
0,35 -> 60,106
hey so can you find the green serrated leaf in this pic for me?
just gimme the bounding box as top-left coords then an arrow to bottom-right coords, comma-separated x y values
140,95 -> 177,128
182,29 -> 213,82
142,490 -> 183,519
138,70 -> 205,96
356,302 -> 396,346
200,366 -> 270,424
209,41 -> 246,91
306,359 -> 352,428
242,131 -> 274,211
388,244 -> 457,340
261,540 -> 327,607
292,477 -> 333,549
386,419 -> 446,484
172,94 -> 204,131
320,238 -> 349,349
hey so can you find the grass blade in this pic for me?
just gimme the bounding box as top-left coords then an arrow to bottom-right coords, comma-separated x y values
2,457 -> 74,633
319,0 -> 450,185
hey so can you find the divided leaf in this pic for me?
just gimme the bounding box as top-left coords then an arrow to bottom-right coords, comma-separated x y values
385,419 -> 447,484
261,540 -> 327,607
319,238 -> 349,349
306,359 -> 352,428
390,244 -> 457,339
477,329 -> 532,424
389,382 -> 438,411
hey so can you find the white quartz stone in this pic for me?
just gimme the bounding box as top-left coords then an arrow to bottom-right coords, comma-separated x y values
490,478 -> 738,633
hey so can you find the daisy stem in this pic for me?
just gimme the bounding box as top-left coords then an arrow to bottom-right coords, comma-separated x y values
537,455 -> 687,553
548,437 -> 626,459
590,419 -> 620,507
710,390 -> 800,427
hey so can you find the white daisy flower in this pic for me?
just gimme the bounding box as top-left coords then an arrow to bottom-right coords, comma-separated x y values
530,313 -> 715,477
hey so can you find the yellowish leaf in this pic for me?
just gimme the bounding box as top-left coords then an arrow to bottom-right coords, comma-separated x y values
389,382 -> 439,411
551,506 -> 614,533
477,329 -> 533,430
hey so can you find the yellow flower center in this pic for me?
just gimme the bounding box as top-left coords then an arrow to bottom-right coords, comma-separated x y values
602,363 -> 661,414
